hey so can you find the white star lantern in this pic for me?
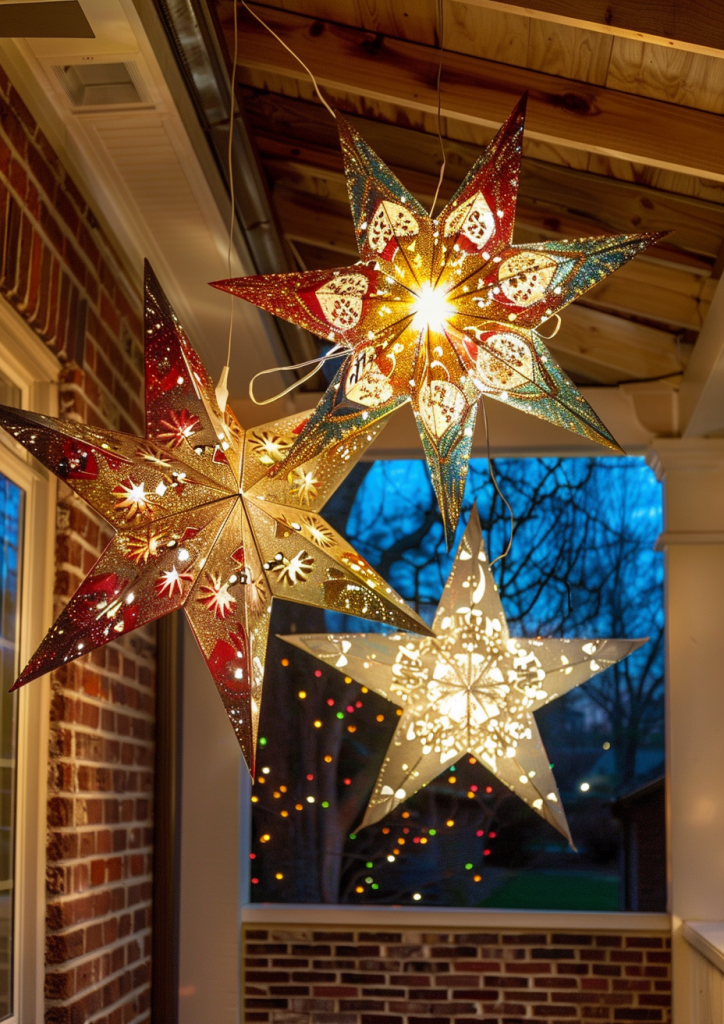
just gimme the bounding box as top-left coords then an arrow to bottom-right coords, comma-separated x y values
283,506 -> 645,843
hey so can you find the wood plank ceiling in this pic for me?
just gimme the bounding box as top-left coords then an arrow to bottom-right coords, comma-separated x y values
209,0 -> 724,389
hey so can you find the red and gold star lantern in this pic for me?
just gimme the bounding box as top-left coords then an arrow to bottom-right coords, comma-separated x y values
214,97 -> 664,545
0,263 -> 429,771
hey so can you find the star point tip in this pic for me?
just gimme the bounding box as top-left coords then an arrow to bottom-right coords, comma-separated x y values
208,277 -> 234,293
358,806 -> 383,831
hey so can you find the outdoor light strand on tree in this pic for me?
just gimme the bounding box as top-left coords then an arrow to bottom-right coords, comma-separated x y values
212,96 -> 665,546
282,505 -> 646,844
0,262 -> 430,774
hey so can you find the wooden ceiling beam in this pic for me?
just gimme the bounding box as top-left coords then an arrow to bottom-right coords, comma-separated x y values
241,90 -> 724,264
548,304 -> 686,382
454,0 -> 724,57
270,173 -> 714,332
260,137 -> 716,270
227,4 -> 724,182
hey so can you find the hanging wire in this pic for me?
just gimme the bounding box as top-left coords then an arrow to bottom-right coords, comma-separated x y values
481,395 -> 515,568
242,1 -> 336,119
215,0 -> 241,412
218,4 -> 339,411
429,0 -> 446,218
535,313 -> 562,341
248,343 -> 347,405
228,0 -> 511,573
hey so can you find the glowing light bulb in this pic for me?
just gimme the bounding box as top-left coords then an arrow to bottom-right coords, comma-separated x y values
412,283 -> 452,331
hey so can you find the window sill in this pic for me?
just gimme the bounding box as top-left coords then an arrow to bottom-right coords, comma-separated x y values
242,903 -> 670,932
683,921 -> 724,973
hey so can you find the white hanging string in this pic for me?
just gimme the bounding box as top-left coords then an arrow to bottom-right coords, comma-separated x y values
480,312 -> 563,564
535,312 -> 562,341
248,343 -> 347,405
215,0 -> 240,413
220,1 -> 341,409
232,0 -> 514,577
481,395 -> 515,568
242,1 -> 336,120
429,0 -> 446,218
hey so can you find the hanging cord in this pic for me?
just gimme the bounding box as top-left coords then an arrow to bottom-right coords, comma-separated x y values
429,0 -> 446,218
215,0 -> 241,413
217,1 -> 339,408
481,395 -> 515,568
249,343 -> 347,405
242,1 -> 336,120
218,2 -> 337,411
535,313 -> 562,341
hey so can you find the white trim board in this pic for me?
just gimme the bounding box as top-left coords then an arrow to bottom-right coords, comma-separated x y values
241,904 -> 671,933
0,300 -> 58,1023
684,922 -> 724,975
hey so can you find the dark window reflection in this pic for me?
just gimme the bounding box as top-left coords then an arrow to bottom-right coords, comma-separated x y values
251,457 -> 665,910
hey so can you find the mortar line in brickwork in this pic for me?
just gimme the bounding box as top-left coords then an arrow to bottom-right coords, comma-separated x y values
0,164 -> 127,319
45,929 -> 152,967
59,727 -> 156,743
46,974 -> 153,1024
46,931 -> 153,965
45,942 -> 152,983
0,102 -> 140,297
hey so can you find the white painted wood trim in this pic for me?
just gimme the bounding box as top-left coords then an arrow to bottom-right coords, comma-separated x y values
0,304 -> 58,1022
655,531 -> 724,550
684,922 -> 724,976
242,903 -> 671,933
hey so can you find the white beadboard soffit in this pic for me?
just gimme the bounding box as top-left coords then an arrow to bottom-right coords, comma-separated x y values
0,0 -> 278,393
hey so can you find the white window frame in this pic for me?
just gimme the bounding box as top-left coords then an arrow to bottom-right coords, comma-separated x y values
0,298 -> 59,1023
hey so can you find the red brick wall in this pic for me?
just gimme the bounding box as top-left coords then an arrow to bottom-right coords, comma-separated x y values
244,926 -> 672,1023
0,63 -> 155,1022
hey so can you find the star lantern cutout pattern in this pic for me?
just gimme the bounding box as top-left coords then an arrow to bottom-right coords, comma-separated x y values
214,96 -> 665,546
282,505 -> 645,844
0,263 -> 430,772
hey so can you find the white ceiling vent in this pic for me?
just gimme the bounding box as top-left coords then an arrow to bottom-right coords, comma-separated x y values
53,61 -> 148,108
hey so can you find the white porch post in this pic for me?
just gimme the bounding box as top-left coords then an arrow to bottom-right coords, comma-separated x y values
647,438 -> 724,1022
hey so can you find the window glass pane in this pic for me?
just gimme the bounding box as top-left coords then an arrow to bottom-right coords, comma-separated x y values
251,457 -> 664,910
0,471 -> 22,1016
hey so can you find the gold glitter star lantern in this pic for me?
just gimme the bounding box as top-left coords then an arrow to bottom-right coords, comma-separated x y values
0,263 -> 429,772
213,97 -> 664,545
282,506 -> 645,843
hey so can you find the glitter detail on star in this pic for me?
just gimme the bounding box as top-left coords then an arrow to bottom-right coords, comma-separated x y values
282,505 -> 645,844
0,262 -> 430,773
212,96 -> 665,547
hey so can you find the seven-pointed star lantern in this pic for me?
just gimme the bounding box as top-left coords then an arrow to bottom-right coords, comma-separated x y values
213,96 -> 665,546
0,263 -> 429,772
282,505 -> 645,843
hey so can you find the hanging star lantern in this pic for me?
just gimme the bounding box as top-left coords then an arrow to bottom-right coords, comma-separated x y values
282,505 -> 645,843
0,262 -> 429,772
213,97 -> 665,546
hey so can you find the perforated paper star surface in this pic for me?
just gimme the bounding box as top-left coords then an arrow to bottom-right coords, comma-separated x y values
0,263 -> 429,771
214,97 -> 664,545
283,506 -> 644,842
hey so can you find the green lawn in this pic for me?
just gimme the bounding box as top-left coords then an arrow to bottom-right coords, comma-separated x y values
479,871 -> 620,911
